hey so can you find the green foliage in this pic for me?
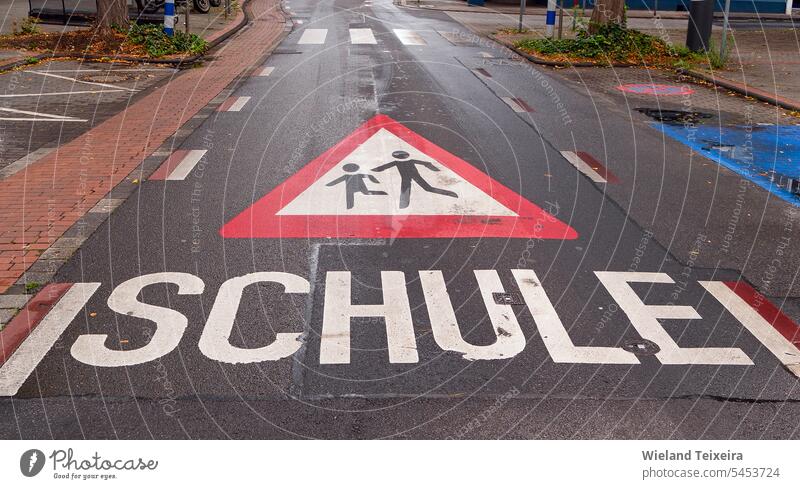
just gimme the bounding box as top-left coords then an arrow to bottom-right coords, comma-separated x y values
705,40 -> 729,69
123,23 -> 208,58
496,27 -> 530,35
25,281 -> 41,292
13,17 -> 41,36
514,23 -> 697,67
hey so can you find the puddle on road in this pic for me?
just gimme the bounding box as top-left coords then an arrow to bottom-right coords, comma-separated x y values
637,108 -> 713,125
655,123 -> 800,204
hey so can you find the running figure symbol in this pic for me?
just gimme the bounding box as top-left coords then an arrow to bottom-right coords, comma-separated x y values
326,163 -> 388,209
372,150 -> 458,209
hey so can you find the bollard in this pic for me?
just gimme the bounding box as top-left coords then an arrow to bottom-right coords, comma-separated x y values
164,0 -> 175,36
546,0 -> 556,37
685,0 -> 715,52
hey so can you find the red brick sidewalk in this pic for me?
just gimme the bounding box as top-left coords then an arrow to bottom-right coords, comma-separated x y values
0,0 -> 286,292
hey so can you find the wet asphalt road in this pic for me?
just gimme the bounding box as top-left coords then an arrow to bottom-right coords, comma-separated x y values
1,0 -> 799,439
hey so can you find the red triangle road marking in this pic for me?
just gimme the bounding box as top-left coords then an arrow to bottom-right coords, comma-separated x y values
219,114 -> 578,239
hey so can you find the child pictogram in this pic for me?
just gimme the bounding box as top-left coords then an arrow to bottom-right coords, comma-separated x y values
325,163 -> 388,209
371,150 -> 459,209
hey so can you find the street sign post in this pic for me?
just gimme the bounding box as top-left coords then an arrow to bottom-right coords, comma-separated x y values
720,0 -> 732,58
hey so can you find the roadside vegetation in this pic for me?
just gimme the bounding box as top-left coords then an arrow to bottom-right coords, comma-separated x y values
0,18 -> 208,59
501,21 -> 726,69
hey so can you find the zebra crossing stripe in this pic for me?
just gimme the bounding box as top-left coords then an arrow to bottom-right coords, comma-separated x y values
350,28 -> 377,44
393,29 -> 426,45
299,29 -> 328,44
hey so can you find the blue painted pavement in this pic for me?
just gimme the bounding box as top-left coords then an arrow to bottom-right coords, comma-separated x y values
656,123 -> 800,205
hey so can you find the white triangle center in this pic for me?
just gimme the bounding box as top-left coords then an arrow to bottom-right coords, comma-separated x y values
277,129 -> 517,216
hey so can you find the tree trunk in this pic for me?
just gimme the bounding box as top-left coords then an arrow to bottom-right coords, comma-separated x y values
589,0 -> 625,33
95,0 -> 129,33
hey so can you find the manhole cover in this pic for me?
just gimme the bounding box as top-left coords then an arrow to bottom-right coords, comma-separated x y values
637,108 -> 712,125
622,339 -> 661,355
617,83 -> 694,96
79,73 -> 136,84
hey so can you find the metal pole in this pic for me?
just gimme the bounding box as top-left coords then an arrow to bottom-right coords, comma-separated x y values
185,0 -> 190,33
519,0 -> 525,31
225,0 -> 230,18
720,0 -> 731,57
557,0 -> 564,39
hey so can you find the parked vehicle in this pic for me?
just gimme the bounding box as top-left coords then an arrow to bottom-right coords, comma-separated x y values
135,0 -> 212,14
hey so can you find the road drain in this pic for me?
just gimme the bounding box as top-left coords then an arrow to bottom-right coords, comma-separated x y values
492,292 -> 524,305
637,108 -> 712,125
622,339 -> 661,355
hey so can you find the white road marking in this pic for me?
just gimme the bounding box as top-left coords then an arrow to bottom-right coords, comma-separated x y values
479,51 -> 493,57
277,128 -> 516,216
501,97 -> 526,113
71,273 -> 204,367
0,283 -> 100,397
227,96 -> 251,112
28,71 -> 138,92
513,269 -> 638,364
257,66 -> 275,76
420,270 -> 525,360
298,28 -> 328,44
199,273 -> 306,363
166,149 -> 207,180
700,281 -> 800,376
0,107 -> 86,122
0,147 -> 55,180
321,271 -> 418,364
350,28 -> 377,44
437,30 -> 472,45
560,151 -> 606,183
393,29 -> 427,45
0,89 -> 124,98
596,272 -> 752,365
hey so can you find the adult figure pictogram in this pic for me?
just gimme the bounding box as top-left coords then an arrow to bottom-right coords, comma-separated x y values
325,163 -> 387,209
371,150 -> 458,209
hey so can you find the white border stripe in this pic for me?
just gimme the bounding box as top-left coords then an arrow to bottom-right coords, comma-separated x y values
501,97 -> 526,114
227,96 -> 251,112
350,28 -> 377,44
0,283 -> 100,396
298,29 -> 328,44
29,71 -> 139,92
560,151 -> 607,183
257,66 -> 275,76
167,150 -> 208,180
699,281 -> 800,377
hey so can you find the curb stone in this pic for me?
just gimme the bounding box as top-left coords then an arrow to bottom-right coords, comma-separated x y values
678,68 -> 800,113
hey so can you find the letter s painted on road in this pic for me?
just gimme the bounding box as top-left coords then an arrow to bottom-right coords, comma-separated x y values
71,273 -> 204,367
